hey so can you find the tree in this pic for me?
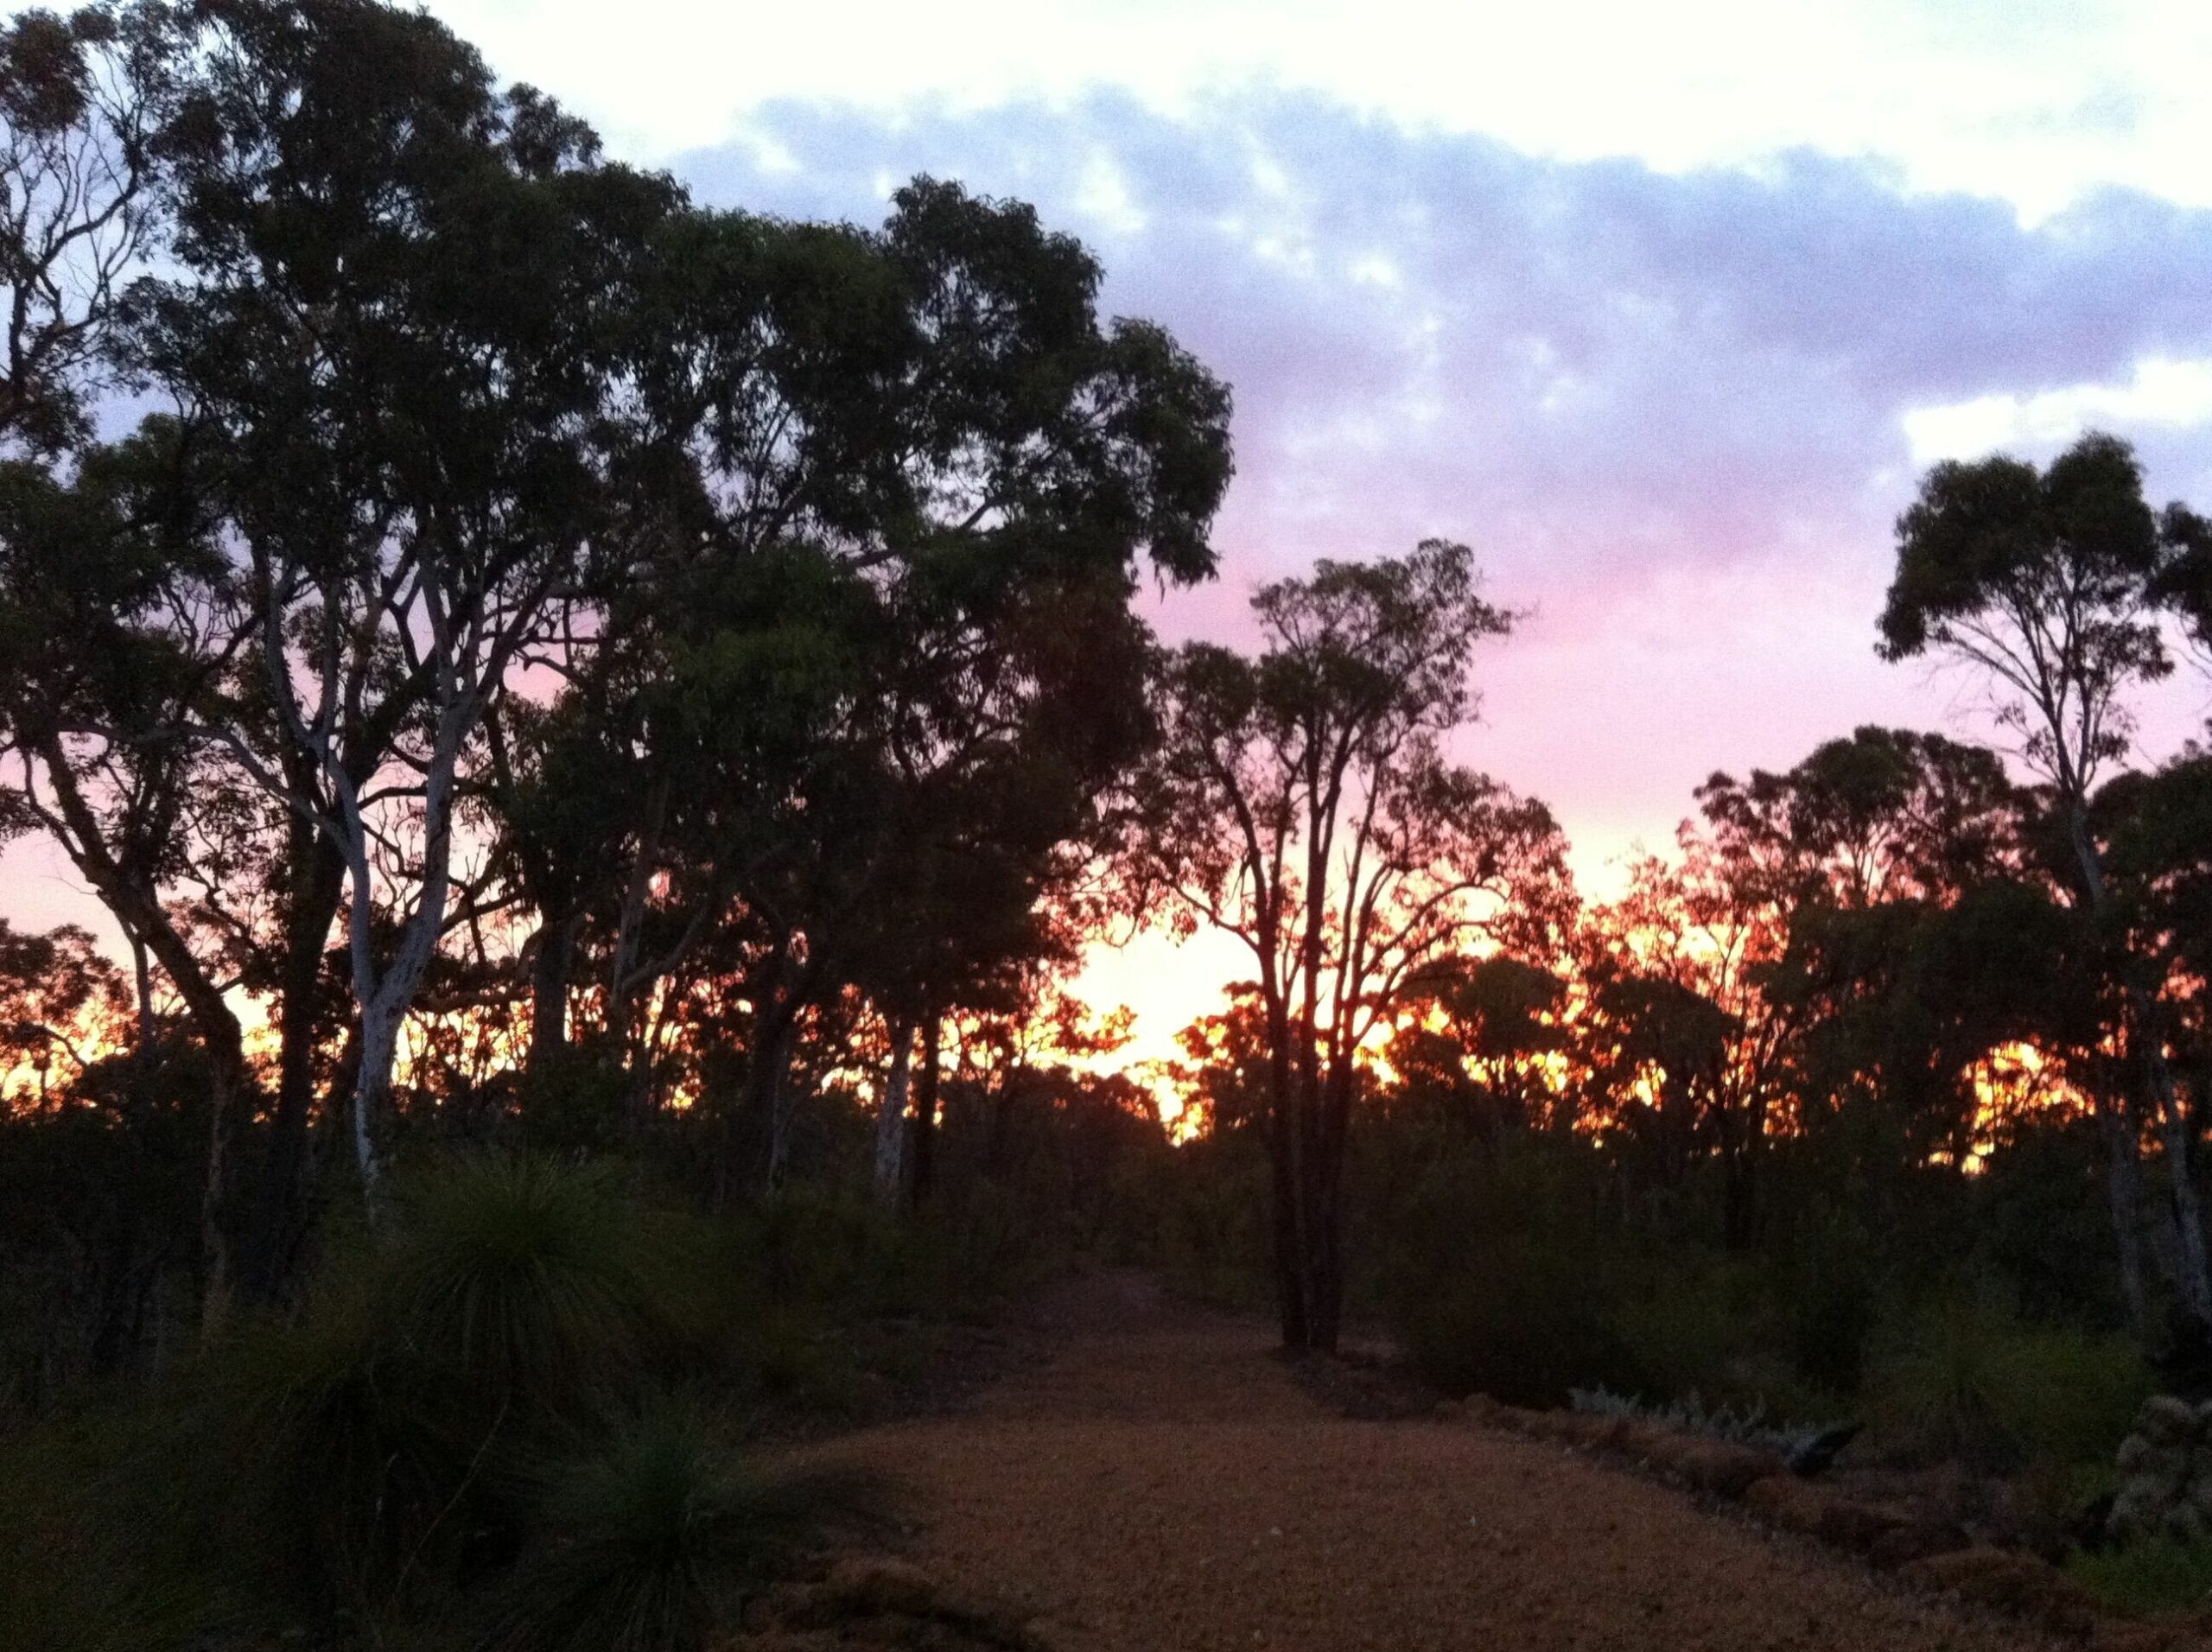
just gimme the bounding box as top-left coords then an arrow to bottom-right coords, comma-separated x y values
1130,538 -> 1572,1350
0,917 -> 126,1106
477,181 -> 1231,1194
1878,431 -> 2210,1332
1381,954 -> 1569,1144
116,0 -> 683,1196
0,1 -> 180,454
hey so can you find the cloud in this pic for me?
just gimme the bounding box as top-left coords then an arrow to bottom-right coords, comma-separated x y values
679,90 -> 2212,585
423,0 -> 2212,219
663,91 -> 2212,863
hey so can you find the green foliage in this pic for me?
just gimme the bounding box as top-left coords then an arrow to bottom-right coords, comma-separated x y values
0,1387 -> 250,1652
487,1397 -> 883,1652
225,1153 -> 716,1607
378,1153 -> 702,1407
2068,1535 -> 2212,1618
0,1149 -> 947,1643
1860,1292 -> 2152,1477
727,1182 -> 1039,1324
1152,1134 -> 1274,1311
1383,1142 -> 1639,1406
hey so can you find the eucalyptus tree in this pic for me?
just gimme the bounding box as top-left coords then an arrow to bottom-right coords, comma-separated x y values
1878,432 -> 2211,1331
480,180 -> 1233,1193
0,1 -> 181,454
1130,539 -> 1573,1350
1684,729 -> 2076,1229
113,0 -> 685,1199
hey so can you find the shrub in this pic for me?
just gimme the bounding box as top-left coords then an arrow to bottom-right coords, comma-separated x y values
486,1397 -> 883,1652
0,1387 -> 248,1652
2067,1535 -> 2212,1618
1568,1385 -> 1848,1466
231,1153 -> 714,1608
378,1153 -> 702,1410
1382,1143 -> 1641,1406
1862,1291 -> 2151,1478
227,1289 -> 480,1603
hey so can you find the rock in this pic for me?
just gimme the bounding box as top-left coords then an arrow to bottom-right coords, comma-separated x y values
2091,1611 -> 2212,1652
1648,1436 -> 1783,1499
1787,1423 -> 1861,1478
1522,1408 -> 1606,1447
1009,1621 -> 1077,1652
1899,1545 -> 2100,1638
2135,1395 -> 2201,1447
823,1556 -> 943,1617
1814,1495 -> 1914,1553
1745,1474 -> 1831,1536
2160,1501 -> 2209,1546
1866,1522 -> 1968,1571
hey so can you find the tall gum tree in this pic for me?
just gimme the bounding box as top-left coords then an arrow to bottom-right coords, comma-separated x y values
480,179 -> 1233,1193
118,0 -> 683,1197
1878,431 -> 2210,1334
1130,538 -> 1573,1351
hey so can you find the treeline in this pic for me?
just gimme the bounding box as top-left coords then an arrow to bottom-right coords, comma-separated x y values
8,0 -> 2212,1476
1139,435 -> 2212,1526
0,0 -> 1226,1397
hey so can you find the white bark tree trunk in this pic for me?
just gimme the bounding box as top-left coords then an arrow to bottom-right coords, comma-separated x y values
873,1017 -> 914,1204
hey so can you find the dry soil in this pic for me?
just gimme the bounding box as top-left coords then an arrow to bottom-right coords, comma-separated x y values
799,1271 -> 2065,1652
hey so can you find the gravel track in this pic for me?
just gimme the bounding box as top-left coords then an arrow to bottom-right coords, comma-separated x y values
802,1271 -> 2061,1652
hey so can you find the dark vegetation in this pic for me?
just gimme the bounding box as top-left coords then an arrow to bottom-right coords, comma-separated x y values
6,0 -> 2212,1641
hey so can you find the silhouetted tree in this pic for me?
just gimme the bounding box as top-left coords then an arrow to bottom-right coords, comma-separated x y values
1878,432 -> 2209,1331
1130,538 -> 1572,1350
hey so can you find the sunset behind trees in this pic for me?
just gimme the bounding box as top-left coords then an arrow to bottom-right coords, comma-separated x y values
8,1 -> 2212,1646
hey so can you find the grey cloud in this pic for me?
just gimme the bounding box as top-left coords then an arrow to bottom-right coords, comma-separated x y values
671,91 -> 2212,618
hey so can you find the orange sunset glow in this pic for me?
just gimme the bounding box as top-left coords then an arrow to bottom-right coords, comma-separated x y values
10,5 -> 2212,1646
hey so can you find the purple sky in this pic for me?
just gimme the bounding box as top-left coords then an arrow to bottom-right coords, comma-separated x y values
672,92 -> 2212,884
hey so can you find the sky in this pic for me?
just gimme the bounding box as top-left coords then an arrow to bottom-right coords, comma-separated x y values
10,0 -> 2212,1056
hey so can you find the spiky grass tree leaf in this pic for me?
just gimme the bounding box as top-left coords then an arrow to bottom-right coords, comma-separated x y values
487,1397 -> 887,1652
379,1154 -> 681,1414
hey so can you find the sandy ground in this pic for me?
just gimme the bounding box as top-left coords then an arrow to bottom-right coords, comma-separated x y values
802,1271 -> 2062,1652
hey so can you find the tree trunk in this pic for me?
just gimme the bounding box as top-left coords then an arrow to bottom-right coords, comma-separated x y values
1265,1001 -> 1310,1350
907,1013 -> 942,1213
198,1064 -> 236,1339
872,1017 -> 913,1204
239,836 -> 345,1305
762,1037 -> 797,1192
2069,801 -> 2211,1332
527,911 -> 577,1071
2104,1093 -> 2149,1334
2146,1036 -> 2212,1329
352,1004 -> 399,1197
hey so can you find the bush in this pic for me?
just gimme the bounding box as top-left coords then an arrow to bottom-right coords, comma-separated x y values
2068,1535 -> 2212,1618
378,1153 -> 704,1408
488,1396 -> 883,1652
0,1386 -> 249,1652
1154,1134 -> 1272,1311
1383,1142 -> 1642,1406
1862,1290 -> 2152,1479
727,1182 -> 1043,1325
230,1153 -> 715,1609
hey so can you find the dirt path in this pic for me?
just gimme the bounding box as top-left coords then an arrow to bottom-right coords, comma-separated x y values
805,1271 -> 2058,1652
